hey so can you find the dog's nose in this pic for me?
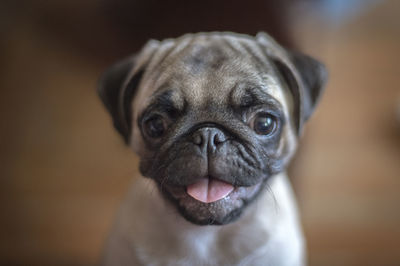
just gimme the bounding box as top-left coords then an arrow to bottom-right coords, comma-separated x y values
191,127 -> 227,151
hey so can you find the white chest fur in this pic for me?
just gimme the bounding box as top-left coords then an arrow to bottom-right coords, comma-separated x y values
102,173 -> 305,266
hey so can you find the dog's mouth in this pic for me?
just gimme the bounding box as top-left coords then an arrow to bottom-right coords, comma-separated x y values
159,177 -> 266,225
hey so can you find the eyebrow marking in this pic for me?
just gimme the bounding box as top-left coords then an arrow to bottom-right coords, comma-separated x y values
230,86 -> 279,109
142,89 -> 187,120
150,90 -> 177,111
240,88 -> 266,107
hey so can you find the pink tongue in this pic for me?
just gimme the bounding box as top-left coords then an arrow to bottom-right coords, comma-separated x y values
186,178 -> 234,203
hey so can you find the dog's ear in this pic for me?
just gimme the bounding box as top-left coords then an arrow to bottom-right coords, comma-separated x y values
98,56 -> 137,143
275,51 -> 327,124
97,40 -> 159,143
256,32 -> 327,135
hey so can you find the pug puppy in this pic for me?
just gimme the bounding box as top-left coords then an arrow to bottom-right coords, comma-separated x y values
98,32 -> 326,266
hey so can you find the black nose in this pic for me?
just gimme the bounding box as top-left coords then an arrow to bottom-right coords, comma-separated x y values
191,127 -> 227,151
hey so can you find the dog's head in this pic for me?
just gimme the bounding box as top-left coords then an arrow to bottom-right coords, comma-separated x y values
98,32 -> 327,225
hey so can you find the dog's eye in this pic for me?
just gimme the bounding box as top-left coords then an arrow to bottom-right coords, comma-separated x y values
144,115 -> 167,138
251,113 -> 277,136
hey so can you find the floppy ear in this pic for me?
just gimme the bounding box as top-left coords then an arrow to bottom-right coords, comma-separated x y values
97,56 -> 142,143
278,51 -> 327,122
273,51 -> 327,134
97,40 -> 159,144
256,32 -> 327,134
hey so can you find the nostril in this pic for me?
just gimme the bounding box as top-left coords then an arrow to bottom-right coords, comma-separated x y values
192,133 -> 203,145
213,131 -> 227,145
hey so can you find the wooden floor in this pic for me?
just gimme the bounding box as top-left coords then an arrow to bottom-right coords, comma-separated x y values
1,1 -> 399,265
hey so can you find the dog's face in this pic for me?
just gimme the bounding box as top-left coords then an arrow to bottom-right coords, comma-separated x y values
98,32 -> 326,225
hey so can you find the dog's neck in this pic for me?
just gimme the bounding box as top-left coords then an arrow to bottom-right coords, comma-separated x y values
108,172 -> 304,265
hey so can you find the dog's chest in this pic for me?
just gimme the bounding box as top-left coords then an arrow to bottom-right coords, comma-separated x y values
134,220 -> 272,266
105,174 -> 303,266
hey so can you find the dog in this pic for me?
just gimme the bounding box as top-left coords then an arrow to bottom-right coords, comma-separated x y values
98,32 -> 326,266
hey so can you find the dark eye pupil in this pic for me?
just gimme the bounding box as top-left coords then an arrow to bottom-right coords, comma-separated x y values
254,115 -> 275,135
145,116 -> 165,138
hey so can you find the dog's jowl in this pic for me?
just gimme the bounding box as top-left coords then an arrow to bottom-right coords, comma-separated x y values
98,32 -> 327,266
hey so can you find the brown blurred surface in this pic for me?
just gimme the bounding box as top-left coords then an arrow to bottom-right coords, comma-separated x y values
294,1 -> 400,265
1,1 -> 400,265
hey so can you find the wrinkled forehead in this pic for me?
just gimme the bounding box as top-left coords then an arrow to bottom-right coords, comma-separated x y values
133,34 -> 292,117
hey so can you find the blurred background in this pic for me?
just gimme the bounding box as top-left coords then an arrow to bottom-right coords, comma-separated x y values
1,0 -> 399,265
